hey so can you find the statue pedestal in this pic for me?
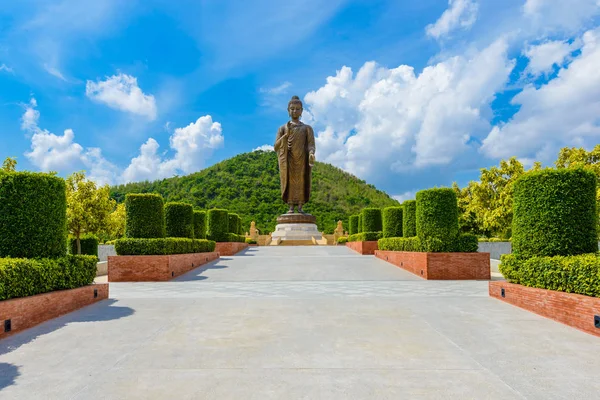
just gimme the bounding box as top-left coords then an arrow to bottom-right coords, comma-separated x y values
271,213 -> 323,245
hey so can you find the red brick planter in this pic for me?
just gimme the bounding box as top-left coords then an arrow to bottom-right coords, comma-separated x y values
215,242 -> 249,256
108,252 -> 219,282
490,281 -> 600,337
375,250 -> 491,280
346,241 -> 378,255
1,284 -> 109,339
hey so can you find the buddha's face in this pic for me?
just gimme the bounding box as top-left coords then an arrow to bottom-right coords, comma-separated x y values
288,103 -> 302,120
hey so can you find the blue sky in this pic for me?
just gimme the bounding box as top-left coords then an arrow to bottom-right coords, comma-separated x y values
1,0 -> 599,200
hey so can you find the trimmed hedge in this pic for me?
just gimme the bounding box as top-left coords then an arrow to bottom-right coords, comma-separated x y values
69,234 -> 99,256
378,237 -> 421,252
125,194 -> 165,238
165,202 -> 194,238
348,232 -> 382,242
228,213 -> 241,235
500,253 -> 600,297
362,208 -> 383,233
337,237 -> 348,244
382,207 -> 403,238
114,238 -> 216,255
512,168 -> 597,259
228,233 -> 246,243
402,200 -> 417,237
416,188 -> 459,242
207,209 -> 229,242
378,233 -> 478,253
349,215 -> 359,235
245,238 -> 257,244
358,215 -> 363,233
0,171 -> 67,258
0,255 -> 97,301
193,210 -> 207,239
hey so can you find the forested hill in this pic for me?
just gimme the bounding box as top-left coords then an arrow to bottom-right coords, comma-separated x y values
110,150 -> 400,234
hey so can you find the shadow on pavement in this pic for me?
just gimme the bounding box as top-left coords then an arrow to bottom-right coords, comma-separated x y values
0,363 -> 19,391
173,258 -> 228,281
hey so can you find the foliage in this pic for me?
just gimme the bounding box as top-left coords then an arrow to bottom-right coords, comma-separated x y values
349,215 -> 359,235
452,182 -> 488,236
207,209 -> 229,242
0,171 -> 67,258
228,233 -> 246,242
0,255 -> 97,301
110,151 -> 399,234
416,188 -> 459,242
378,237 -> 421,252
114,238 -> 216,255
337,237 -> 348,244
228,213 -> 242,235
245,238 -> 257,244
454,233 -> 479,252
378,234 -> 477,252
66,171 -> 114,254
361,208 -> 382,232
69,234 -> 99,257
358,214 -> 363,233
105,203 -> 126,241
402,200 -> 417,237
1,157 -> 17,172
125,193 -> 166,238
165,202 -> 194,238
500,253 -> 600,298
194,210 -> 207,239
512,168 -> 597,259
348,232 -> 382,242
382,207 -> 403,238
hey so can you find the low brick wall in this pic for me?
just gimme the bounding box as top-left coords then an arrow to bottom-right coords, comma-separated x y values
346,241 -> 378,255
215,242 -> 249,256
489,281 -> 600,337
108,252 -> 219,282
375,251 -> 491,280
1,284 -> 109,339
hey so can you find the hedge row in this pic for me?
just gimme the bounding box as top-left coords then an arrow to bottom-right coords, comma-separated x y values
69,235 -> 99,256
114,238 -> 216,256
337,237 -> 348,244
348,232 -> 382,242
349,215 -> 359,235
362,208 -> 382,232
382,207 -> 403,238
0,255 -> 97,301
228,233 -> 246,243
165,202 -> 194,238
0,171 -> 68,258
378,234 -> 478,253
402,200 -> 417,238
125,194 -> 165,239
194,211 -> 207,239
500,253 -> 600,297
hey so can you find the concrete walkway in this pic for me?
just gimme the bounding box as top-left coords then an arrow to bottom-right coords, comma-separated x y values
1,246 -> 599,399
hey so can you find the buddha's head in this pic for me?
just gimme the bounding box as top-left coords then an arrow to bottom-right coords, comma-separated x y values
288,95 -> 303,120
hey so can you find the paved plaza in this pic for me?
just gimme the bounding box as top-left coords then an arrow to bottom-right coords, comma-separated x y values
1,246 -> 599,399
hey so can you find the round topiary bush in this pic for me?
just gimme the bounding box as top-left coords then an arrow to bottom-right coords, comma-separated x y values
125,193 -> 165,238
69,234 -> 99,256
228,213 -> 241,235
416,188 -> 459,242
362,208 -> 382,232
512,168 -> 597,259
382,207 -> 403,238
165,202 -> 194,238
193,210 -> 207,239
349,215 -> 359,235
402,200 -> 417,237
0,171 -> 68,258
207,209 -> 229,242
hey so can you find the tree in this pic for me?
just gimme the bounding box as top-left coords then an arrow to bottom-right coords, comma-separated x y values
66,171 -> 114,254
106,203 -> 126,240
1,157 -> 17,172
452,181 -> 489,236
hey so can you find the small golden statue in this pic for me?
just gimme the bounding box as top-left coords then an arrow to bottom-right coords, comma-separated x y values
274,96 -> 316,214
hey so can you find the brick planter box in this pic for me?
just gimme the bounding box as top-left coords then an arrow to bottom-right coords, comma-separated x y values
346,241 -> 378,255
490,281 -> 600,337
108,252 -> 219,282
215,242 -> 249,256
375,250 -> 491,280
1,284 -> 109,339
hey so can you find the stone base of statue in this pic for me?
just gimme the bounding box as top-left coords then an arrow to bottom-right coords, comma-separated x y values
270,213 -> 324,245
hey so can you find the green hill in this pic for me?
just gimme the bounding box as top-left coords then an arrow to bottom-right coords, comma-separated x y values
110,150 -> 399,234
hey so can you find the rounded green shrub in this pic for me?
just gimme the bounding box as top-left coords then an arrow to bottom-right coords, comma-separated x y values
349,215 -> 359,235
0,171 -> 67,258
228,213 -> 241,235
512,168 -> 597,259
362,208 -> 383,232
382,207 -> 403,238
402,200 -> 417,237
207,209 -> 229,242
69,234 -> 99,256
125,193 -> 165,238
416,188 -> 459,242
165,202 -> 194,238
193,210 -> 207,239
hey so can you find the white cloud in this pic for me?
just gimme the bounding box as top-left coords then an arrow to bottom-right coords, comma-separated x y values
86,73 -> 157,120
304,39 -> 513,182
43,63 -> 67,81
523,39 -> 578,76
392,191 -> 417,203
121,116 -> 224,183
523,0 -> 600,33
426,0 -> 479,39
0,64 -> 13,73
253,144 -> 274,152
481,28 -> 600,163
260,81 -> 292,95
